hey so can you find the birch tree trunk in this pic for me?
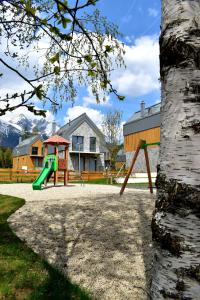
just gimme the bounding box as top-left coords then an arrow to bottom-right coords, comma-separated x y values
151,1 -> 200,298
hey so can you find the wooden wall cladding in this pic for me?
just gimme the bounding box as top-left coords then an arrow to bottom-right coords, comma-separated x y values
124,127 -> 160,151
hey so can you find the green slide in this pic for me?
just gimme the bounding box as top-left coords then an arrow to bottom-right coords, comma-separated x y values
32,154 -> 57,190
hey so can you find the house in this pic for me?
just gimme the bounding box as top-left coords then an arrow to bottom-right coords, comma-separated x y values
57,113 -> 109,172
123,101 -> 161,172
13,135 -> 44,170
115,148 -> 126,170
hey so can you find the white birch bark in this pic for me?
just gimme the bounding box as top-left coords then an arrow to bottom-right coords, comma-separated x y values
151,1 -> 200,298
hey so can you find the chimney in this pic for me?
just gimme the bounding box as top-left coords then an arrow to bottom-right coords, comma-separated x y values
18,136 -> 22,144
52,121 -> 56,135
140,100 -> 145,118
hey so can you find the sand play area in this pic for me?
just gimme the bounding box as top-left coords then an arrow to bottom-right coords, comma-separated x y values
0,183 -> 155,300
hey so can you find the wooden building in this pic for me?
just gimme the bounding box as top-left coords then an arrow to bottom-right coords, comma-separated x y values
123,101 -> 161,172
13,135 -> 44,170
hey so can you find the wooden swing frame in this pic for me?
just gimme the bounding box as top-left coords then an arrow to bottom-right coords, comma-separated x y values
120,140 -> 160,195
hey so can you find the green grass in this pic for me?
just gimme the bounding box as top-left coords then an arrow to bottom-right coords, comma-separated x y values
123,182 -> 155,189
0,194 -> 92,300
70,178 -> 155,189
70,178 -> 109,185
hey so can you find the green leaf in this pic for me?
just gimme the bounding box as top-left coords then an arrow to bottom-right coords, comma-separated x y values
117,95 -> 125,101
63,34 -> 72,41
34,85 -> 44,100
49,26 -> 60,35
88,0 -> 96,5
77,58 -> 82,64
54,66 -> 60,75
58,1 -> 68,12
84,55 -> 92,63
62,17 -> 71,28
88,70 -> 95,77
41,18 -> 47,25
25,2 -> 37,16
50,53 -> 60,64
105,45 -> 112,52
90,62 -> 97,68
100,80 -> 110,89
27,106 -> 46,117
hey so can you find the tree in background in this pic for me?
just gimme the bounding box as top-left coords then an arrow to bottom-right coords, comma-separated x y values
102,110 -> 123,169
151,1 -> 200,298
0,148 -> 13,168
0,0 -> 125,117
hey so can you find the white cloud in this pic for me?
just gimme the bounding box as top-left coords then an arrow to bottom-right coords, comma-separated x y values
64,106 -> 104,128
83,87 -> 110,107
148,8 -> 159,18
111,35 -> 160,97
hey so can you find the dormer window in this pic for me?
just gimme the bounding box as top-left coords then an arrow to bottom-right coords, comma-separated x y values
32,147 -> 38,155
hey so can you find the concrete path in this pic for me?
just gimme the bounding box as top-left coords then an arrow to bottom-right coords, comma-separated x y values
0,184 -> 155,300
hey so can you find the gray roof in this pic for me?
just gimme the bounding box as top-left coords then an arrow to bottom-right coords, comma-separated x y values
116,148 -> 126,162
57,113 -> 105,141
13,135 -> 42,157
124,102 -> 161,136
127,102 -> 161,123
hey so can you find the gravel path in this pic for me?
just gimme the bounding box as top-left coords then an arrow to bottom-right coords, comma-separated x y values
0,183 -> 155,300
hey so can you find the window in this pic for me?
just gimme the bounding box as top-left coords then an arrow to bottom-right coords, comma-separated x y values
72,136 -> 84,151
32,147 -> 38,155
90,137 -> 96,152
34,158 -> 43,167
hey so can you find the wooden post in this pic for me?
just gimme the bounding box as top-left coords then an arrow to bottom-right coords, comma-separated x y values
64,145 -> 68,186
54,145 -> 58,186
44,144 -> 48,186
144,145 -> 153,194
120,140 -> 145,196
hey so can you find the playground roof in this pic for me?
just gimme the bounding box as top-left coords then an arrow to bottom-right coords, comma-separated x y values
43,135 -> 70,145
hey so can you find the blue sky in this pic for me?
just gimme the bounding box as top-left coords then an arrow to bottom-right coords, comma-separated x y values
55,0 -> 161,127
1,0 -> 161,130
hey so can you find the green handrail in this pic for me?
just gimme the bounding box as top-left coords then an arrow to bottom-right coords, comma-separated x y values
141,142 -> 160,149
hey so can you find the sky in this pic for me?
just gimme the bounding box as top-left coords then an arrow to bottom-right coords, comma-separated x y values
0,0 -> 161,130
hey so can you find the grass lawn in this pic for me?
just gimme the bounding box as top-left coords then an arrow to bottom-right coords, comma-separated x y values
70,177 -> 155,189
70,178 -> 108,184
0,194 -> 92,300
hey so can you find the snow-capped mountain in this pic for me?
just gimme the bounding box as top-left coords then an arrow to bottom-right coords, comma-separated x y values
0,120 -> 21,148
0,114 -> 59,148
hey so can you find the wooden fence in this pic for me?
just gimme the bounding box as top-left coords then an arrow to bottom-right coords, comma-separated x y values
0,168 -> 105,183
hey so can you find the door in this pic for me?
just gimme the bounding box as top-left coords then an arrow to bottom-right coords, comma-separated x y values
89,158 -> 97,171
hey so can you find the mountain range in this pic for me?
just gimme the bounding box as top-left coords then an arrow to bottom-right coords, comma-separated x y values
0,114 -> 57,148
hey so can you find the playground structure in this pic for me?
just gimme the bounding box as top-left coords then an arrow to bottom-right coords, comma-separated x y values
32,135 -> 70,190
120,139 -> 160,195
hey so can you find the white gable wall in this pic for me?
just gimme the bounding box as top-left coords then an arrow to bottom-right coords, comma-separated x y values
59,121 -> 106,171
68,121 -> 101,153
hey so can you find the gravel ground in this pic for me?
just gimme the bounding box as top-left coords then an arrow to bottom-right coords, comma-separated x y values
0,183 -> 155,300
